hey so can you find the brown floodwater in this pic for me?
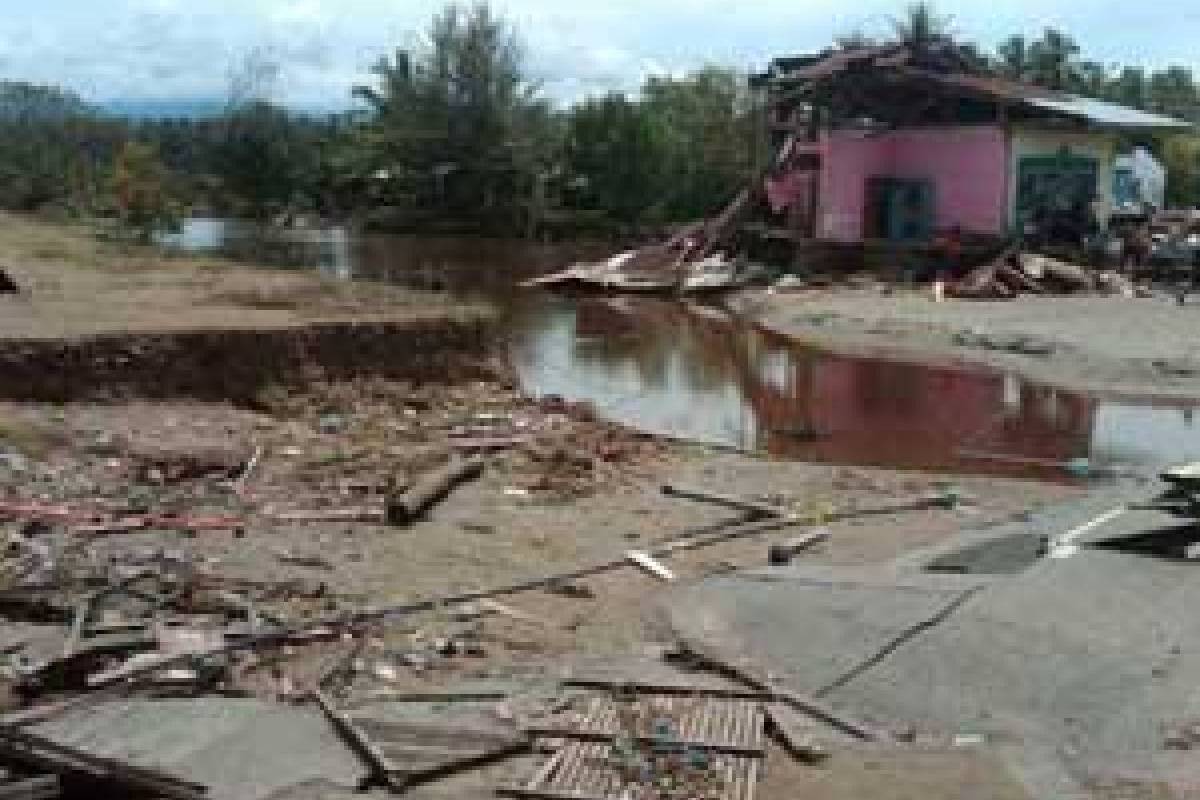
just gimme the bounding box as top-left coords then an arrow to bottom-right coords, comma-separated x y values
163,218 -> 1200,478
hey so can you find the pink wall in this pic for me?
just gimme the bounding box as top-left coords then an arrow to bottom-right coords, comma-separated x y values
816,126 -> 1008,242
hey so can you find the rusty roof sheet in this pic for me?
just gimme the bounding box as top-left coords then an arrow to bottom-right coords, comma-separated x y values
920,71 -> 1192,129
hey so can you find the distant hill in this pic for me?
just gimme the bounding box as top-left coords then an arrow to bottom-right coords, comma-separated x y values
98,98 -> 353,120
99,98 -> 229,119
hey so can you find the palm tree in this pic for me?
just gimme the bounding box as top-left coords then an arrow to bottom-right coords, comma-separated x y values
891,2 -> 952,49
1028,28 -> 1081,91
996,35 -> 1029,82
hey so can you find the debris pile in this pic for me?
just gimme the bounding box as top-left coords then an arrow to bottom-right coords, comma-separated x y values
950,250 -> 1138,300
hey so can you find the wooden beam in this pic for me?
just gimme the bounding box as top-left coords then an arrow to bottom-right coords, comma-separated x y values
389,739 -> 530,789
561,679 -> 773,701
661,484 -> 790,519
626,551 -> 675,582
311,690 -> 405,793
0,727 -> 205,800
764,703 -> 829,764
521,728 -> 763,759
0,775 -> 60,800
497,788 -> 609,800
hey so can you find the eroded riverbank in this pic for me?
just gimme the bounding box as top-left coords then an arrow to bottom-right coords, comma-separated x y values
741,286 -> 1200,402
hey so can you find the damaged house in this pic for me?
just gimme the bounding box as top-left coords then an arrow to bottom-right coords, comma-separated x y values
753,42 -> 1190,249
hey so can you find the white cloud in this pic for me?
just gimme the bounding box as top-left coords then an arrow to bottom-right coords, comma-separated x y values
1,0 -> 1198,109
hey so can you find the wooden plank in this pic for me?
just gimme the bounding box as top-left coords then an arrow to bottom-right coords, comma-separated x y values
311,690 -> 404,793
662,485 -> 790,519
497,788 -> 609,800
0,775 -> 60,800
521,728 -> 763,759
626,551 -> 675,582
386,739 -> 529,789
344,691 -> 508,705
562,680 -> 772,701
0,727 -> 205,800
476,598 -> 546,628
764,703 -> 828,763
767,529 -> 831,565
385,456 -> 484,526
523,748 -> 565,790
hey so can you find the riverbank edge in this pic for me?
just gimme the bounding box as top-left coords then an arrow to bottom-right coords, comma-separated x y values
743,291 -> 1200,405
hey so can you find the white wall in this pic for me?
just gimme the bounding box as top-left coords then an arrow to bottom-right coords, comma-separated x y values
1007,128 -> 1119,229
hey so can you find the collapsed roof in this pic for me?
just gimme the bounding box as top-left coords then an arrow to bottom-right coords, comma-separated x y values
755,41 -> 1192,132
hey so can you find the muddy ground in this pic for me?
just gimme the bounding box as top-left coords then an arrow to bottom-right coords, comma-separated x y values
0,215 -> 1173,799
741,287 -> 1200,401
0,370 -> 1076,800
0,212 -> 488,339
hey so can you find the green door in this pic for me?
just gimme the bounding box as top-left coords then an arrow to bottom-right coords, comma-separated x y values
1016,150 -> 1099,231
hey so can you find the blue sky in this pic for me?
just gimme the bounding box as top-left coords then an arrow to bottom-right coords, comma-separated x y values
3,0 -> 1199,108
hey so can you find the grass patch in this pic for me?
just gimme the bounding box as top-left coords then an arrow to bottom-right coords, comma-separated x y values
0,415 -> 56,458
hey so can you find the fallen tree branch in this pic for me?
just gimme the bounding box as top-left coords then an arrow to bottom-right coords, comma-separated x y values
386,455 -> 485,526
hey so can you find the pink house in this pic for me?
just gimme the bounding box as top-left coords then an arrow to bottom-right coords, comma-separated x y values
755,43 -> 1190,246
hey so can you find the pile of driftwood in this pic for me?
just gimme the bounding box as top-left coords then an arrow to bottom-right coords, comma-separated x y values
949,250 -> 1135,300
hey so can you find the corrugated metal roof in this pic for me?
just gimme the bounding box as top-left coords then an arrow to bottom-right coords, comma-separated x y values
770,49 -> 1195,131
1024,95 -> 1192,129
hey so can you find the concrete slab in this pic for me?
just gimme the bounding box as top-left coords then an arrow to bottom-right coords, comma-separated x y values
665,565 -> 986,697
665,534 -> 1200,790
34,698 -> 367,800
827,550 -> 1200,771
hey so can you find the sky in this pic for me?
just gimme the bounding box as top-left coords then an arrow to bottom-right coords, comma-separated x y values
3,0 -> 1200,109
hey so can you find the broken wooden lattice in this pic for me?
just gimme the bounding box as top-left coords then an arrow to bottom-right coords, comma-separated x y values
503,691 -> 765,800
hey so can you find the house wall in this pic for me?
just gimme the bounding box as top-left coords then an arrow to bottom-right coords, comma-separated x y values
817,132 -> 892,242
1006,128 -> 1119,228
817,126 -> 1009,242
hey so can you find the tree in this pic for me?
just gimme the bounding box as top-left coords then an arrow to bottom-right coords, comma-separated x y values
1075,60 -> 1110,98
996,35 -> 1030,81
1110,67 -> 1148,109
640,67 -> 765,222
1148,67 -> 1199,122
1027,28 -> 1081,90
891,3 -> 952,49
110,141 -> 178,241
1160,135 -> 1200,207
350,2 -> 548,233
217,101 -> 321,218
565,93 -> 661,225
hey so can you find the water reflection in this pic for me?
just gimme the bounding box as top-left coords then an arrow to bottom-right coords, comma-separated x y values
163,217 -> 1200,478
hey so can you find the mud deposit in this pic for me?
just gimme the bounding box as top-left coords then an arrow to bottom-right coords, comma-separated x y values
0,317 -> 492,403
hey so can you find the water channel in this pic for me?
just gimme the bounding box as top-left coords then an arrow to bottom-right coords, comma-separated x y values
161,217 -> 1200,479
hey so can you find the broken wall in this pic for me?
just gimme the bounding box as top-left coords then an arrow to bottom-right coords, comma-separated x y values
818,126 -> 1008,242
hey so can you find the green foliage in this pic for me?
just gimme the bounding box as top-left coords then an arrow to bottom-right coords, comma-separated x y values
639,67 -> 766,222
891,3 -> 952,48
348,2 -> 553,233
110,141 -> 179,241
217,102 -> 323,219
0,81 -> 122,213
1160,135 -> 1200,208
564,94 -> 661,224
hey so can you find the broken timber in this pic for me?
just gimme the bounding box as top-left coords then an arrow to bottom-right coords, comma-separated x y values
0,773 -> 58,799
8,516 -> 812,722
0,726 -> 206,800
312,690 -> 405,793
663,484 -> 960,521
764,703 -> 829,763
626,550 -> 676,582
672,636 -> 888,742
386,455 -> 484,526
521,727 -> 763,758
